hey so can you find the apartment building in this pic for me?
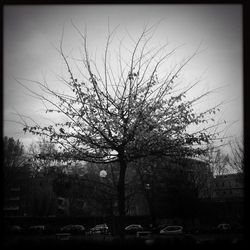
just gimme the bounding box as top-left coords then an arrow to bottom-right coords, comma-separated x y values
212,173 -> 244,201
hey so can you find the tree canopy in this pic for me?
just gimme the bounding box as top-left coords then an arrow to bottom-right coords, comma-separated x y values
19,24 -> 221,164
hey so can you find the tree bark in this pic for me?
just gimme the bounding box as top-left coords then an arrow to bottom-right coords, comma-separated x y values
117,156 -> 127,240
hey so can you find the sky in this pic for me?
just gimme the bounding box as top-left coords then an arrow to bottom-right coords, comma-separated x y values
3,4 -> 243,154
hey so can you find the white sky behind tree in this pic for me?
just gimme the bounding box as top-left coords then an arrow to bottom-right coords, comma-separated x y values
3,4 -> 243,155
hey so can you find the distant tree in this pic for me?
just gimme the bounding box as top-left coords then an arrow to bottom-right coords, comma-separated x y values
17,23 -> 224,238
27,137 -> 58,176
178,158 -> 214,200
207,146 -> 230,176
4,136 -> 25,167
229,138 -> 243,174
82,162 -> 117,216
3,136 -> 29,190
25,138 -> 60,215
3,136 -> 31,215
29,178 -> 57,216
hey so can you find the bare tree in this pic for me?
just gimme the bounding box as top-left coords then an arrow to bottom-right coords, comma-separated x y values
206,145 -> 231,176
27,137 -> 58,176
3,136 -> 29,189
3,137 -> 32,216
229,138 -> 244,174
16,23 -> 223,238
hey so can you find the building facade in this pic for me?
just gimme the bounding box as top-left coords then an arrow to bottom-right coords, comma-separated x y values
211,173 -> 244,224
212,173 -> 244,201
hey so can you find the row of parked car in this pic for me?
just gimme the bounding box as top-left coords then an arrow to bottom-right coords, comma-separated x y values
5,223 -> 187,236
60,223 -> 111,235
125,224 -> 184,235
5,222 -> 243,236
5,223 -> 109,235
124,223 -> 243,235
6,223 -> 182,235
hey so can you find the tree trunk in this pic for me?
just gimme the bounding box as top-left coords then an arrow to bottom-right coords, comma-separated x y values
146,191 -> 156,226
117,157 -> 127,240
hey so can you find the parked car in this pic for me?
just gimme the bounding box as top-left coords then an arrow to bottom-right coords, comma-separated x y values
89,224 -> 109,234
28,225 -> 46,234
60,224 -> 85,235
160,225 -> 184,235
5,225 -> 23,234
152,224 -> 168,234
216,223 -> 231,232
125,224 -> 144,234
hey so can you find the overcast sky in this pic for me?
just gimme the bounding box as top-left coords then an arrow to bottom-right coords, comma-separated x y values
3,4 -> 243,153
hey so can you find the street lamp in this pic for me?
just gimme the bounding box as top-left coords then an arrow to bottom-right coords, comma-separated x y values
145,183 -> 151,190
100,170 -> 107,178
